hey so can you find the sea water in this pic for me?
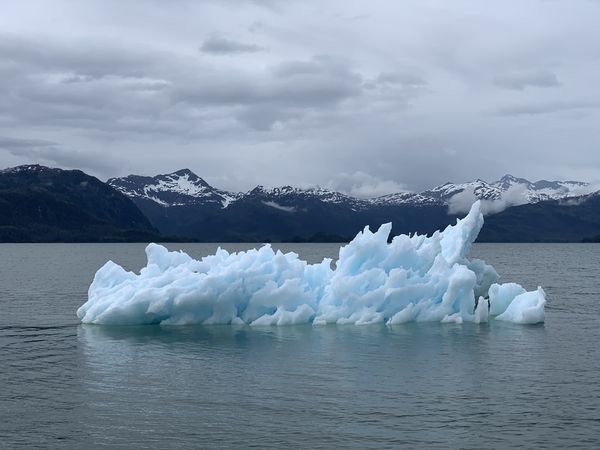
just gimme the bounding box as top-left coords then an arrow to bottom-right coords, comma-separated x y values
1,243 -> 599,448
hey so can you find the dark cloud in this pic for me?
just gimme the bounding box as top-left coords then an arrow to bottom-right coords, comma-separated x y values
494,69 -> 560,90
200,36 -> 265,54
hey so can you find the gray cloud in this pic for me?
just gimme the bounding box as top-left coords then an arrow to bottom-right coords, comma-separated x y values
0,33 -> 160,79
0,31 -> 370,137
0,136 -> 57,151
496,100 -> 600,116
200,35 -> 265,54
0,0 -> 599,190
494,69 -> 560,90
0,135 -> 125,175
175,56 -> 362,109
376,71 -> 427,87
173,55 -> 366,130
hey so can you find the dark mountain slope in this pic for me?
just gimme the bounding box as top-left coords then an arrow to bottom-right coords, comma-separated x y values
108,169 -> 460,241
481,194 -> 600,242
134,198 -> 458,243
109,168 -> 599,242
0,165 -> 160,242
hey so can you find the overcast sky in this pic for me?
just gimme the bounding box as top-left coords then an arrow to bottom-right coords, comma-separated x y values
1,0 -> 599,196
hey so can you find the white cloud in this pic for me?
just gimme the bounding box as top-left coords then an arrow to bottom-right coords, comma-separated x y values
448,184 -> 529,216
262,200 -> 296,212
326,171 -> 408,198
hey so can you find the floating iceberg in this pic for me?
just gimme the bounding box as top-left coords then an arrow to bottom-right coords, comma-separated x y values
77,201 -> 546,326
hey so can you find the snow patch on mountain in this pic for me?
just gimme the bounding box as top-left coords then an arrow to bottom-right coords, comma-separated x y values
108,169 -> 241,208
1,164 -> 59,174
446,175 -> 590,214
108,169 -> 591,212
247,184 -> 369,210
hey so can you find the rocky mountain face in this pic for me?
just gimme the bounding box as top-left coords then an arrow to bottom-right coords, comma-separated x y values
2,164 -> 596,242
377,174 -> 588,206
108,169 -> 599,242
0,165 -> 159,242
108,169 -> 240,208
109,170 -> 589,210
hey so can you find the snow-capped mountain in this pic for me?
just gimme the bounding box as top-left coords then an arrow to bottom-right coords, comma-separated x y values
422,179 -> 503,203
374,174 -> 589,206
108,169 -> 240,208
109,170 -> 372,210
0,164 -> 62,176
3,164 -> 599,243
496,174 -> 588,203
109,169 -> 592,210
246,185 -> 370,211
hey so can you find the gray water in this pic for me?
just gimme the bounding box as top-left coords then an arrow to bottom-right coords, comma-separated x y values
1,243 -> 600,449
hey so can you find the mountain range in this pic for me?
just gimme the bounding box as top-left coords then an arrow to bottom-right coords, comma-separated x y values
107,168 -> 600,242
0,164 -> 598,242
0,165 -> 160,242
109,170 -> 590,210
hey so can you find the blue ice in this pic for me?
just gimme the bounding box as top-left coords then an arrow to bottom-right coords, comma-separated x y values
77,201 -> 545,326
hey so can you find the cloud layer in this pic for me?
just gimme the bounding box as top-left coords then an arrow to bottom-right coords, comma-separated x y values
0,0 -> 599,193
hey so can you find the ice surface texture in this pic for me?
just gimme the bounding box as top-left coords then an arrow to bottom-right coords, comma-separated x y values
77,201 -> 545,326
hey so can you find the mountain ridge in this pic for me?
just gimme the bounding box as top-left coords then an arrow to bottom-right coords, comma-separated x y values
0,164 -> 161,242
108,169 -> 591,209
106,167 -> 600,242
3,164 -> 599,243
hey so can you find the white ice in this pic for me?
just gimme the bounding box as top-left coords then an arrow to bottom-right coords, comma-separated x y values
77,201 -> 546,326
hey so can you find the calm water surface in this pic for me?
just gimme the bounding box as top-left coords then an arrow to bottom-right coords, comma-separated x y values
1,243 -> 600,449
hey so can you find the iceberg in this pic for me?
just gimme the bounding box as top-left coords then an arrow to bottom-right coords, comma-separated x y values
77,201 -> 546,326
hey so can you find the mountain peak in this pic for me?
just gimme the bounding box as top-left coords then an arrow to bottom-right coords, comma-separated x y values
108,169 -> 590,210
108,169 -> 235,207
171,168 -> 197,178
156,168 -> 214,190
1,164 -> 57,174
498,174 -> 530,184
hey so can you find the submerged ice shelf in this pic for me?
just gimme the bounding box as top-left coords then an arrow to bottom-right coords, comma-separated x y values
77,201 -> 546,326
